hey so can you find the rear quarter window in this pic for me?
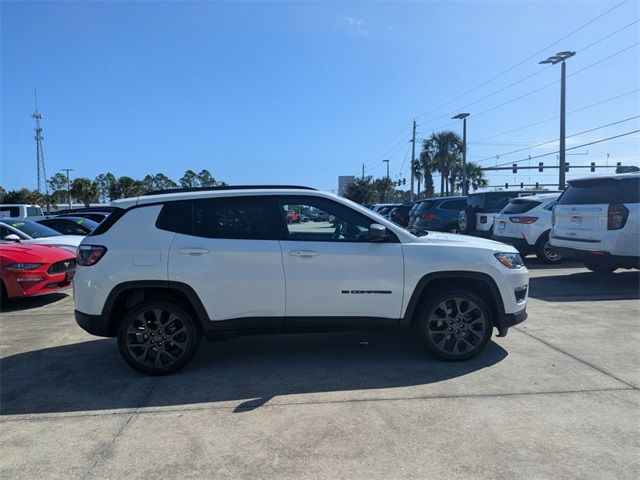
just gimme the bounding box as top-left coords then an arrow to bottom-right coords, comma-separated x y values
559,178 -> 639,205
439,199 -> 466,211
502,200 -> 541,214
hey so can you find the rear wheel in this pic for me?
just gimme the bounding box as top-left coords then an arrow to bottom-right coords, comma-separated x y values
584,263 -> 617,274
117,300 -> 200,375
417,289 -> 492,361
535,231 -> 563,264
446,222 -> 460,234
458,207 -> 476,235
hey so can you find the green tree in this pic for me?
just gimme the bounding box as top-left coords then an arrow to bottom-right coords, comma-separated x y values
2,188 -> 43,204
455,162 -> 488,192
422,131 -> 463,196
411,159 -> 423,199
141,173 -> 178,192
70,178 -> 100,207
373,177 -> 395,203
48,172 -> 70,204
179,170 -> 199,188
0,186 -> 6,203
343,176 -> 377,205
95,173 -> 118,202
197,169 -> 217,187
109,176 -> 144,200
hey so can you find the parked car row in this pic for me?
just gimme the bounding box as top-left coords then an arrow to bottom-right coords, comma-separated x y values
0,206 -> 112,304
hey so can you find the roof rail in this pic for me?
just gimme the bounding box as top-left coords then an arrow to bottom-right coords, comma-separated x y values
142,185 -> 317,196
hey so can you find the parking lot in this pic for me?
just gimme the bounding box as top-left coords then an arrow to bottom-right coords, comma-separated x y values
1,262 -> 639,480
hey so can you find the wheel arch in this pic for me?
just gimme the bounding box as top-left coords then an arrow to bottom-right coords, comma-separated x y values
102,280 -> 208,336
402,271 -> 506,330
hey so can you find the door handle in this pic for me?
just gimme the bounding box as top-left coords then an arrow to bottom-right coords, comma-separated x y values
179,248 -> 210,256
289,250 -> 319,258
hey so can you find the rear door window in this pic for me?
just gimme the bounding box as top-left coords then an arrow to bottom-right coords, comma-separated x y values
559,178 -> 639,205
416,201 -> 434,211
439,199 -> 466,211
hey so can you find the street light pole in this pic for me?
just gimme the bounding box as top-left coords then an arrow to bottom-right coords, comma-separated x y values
452,113 -> 470,195
539,51 -> 575,190
383,159 -> 390,179
62,168 -> 73,210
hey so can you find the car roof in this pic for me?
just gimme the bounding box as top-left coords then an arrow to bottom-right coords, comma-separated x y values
509,193 -> 560,202
568,171 -> 640,184
113,186 -> 331,209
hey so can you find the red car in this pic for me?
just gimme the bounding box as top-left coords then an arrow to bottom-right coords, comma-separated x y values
0,243 -> 76,302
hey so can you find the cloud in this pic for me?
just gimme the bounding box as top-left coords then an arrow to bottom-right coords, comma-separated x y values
341,16 -> 369,36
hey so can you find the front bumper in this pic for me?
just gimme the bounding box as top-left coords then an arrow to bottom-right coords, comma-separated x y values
75,310 -> 113,337
496,308 -> 527,337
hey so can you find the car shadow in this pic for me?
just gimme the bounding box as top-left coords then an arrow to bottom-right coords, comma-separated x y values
522,257 -> 584,270
529,270 -> 640,301
1,331 -> 507,415
0,292 -> 69,312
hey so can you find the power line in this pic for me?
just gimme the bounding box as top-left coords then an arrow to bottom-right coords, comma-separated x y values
473,88 -> 640,142
362,121 -> 412,167
579,18 -> 640,53
475,115 -> 640,163
414,0 -> 630,120
487,129 -> 640,168
569,41 -> 640,77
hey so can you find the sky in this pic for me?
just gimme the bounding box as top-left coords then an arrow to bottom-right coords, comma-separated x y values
2,0 -> 639,194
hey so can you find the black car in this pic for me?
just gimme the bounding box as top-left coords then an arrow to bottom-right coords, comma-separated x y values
408,197 -> 467,235
56,212 -> 110,223
387,204 -> 414,227
37,216 -> 99,235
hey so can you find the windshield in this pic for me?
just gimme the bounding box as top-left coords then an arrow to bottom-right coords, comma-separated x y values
3,219 -> 62,238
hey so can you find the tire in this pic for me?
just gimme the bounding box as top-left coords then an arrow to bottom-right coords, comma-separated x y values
416,288 -> 493,361
584,263 -> 617,274
458,207 -> 476,235
446,222 -> 460,234
117,299 -> 200,375
535,231 -> 563,264
0,281 -> 8,309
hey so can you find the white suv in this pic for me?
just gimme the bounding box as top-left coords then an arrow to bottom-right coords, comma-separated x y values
551,173 -> 639,273
492,194 -> 562,264
74,186 -> 529,375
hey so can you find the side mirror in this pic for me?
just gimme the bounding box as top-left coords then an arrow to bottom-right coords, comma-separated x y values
369,223 -> 387,242
4,234 -> 21,242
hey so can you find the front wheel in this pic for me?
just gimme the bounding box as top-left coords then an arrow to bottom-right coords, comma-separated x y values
417,289 -> 492,361
118,300 -> 200,375
584,263 -> 617,274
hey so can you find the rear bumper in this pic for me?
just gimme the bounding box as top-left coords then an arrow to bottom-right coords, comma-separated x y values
553,247 -> 639,269
75,310 -> 113,337
492,235 -> 532,254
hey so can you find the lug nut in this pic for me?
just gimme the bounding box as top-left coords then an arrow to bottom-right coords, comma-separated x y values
163,336 -> 167,340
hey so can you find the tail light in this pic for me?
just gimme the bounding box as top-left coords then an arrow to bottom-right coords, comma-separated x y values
608,204 -> 628,230
420,213 -> 436,221
509,216 -> 539,224
77,245 -> 107,266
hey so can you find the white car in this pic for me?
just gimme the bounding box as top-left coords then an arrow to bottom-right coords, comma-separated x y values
0,204 -> 44,218
492,194 -> 562,264
0,219 -> 83,254
550,173 -> 639,273
73,186 -> 529,375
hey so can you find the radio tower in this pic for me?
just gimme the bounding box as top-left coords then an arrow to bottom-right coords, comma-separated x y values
32,87 -> 48,194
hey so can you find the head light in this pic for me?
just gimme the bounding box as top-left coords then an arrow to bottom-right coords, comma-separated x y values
495,252 -> 524,269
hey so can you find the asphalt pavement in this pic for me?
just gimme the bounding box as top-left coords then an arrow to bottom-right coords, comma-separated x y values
1,261 -> 638,479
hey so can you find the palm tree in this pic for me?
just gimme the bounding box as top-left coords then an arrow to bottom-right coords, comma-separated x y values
459,162 -> 488,192
419,149 -> 437,198
70,178 -> 100,207
411,159 -> 423,199
422,131 -> 463,196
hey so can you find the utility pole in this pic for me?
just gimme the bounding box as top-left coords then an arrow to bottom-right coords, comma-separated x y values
410,119 -> 416,202
540,51 -> 575,190
32,87 -> 48,194
452,113 -> 470,194
362,162 -> 365,179
62,168 -> 74,209
383,159 -> 390,179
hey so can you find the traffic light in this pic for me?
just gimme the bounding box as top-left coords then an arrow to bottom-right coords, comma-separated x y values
520,182 -> 524,189
535,182 -> 539,189
512,163 -> 517,174
505,183 -> 509,189
565,162 -> 570,172
590,162 -> 596,172
538,162 -> 544,172
402,178 -> 406,185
